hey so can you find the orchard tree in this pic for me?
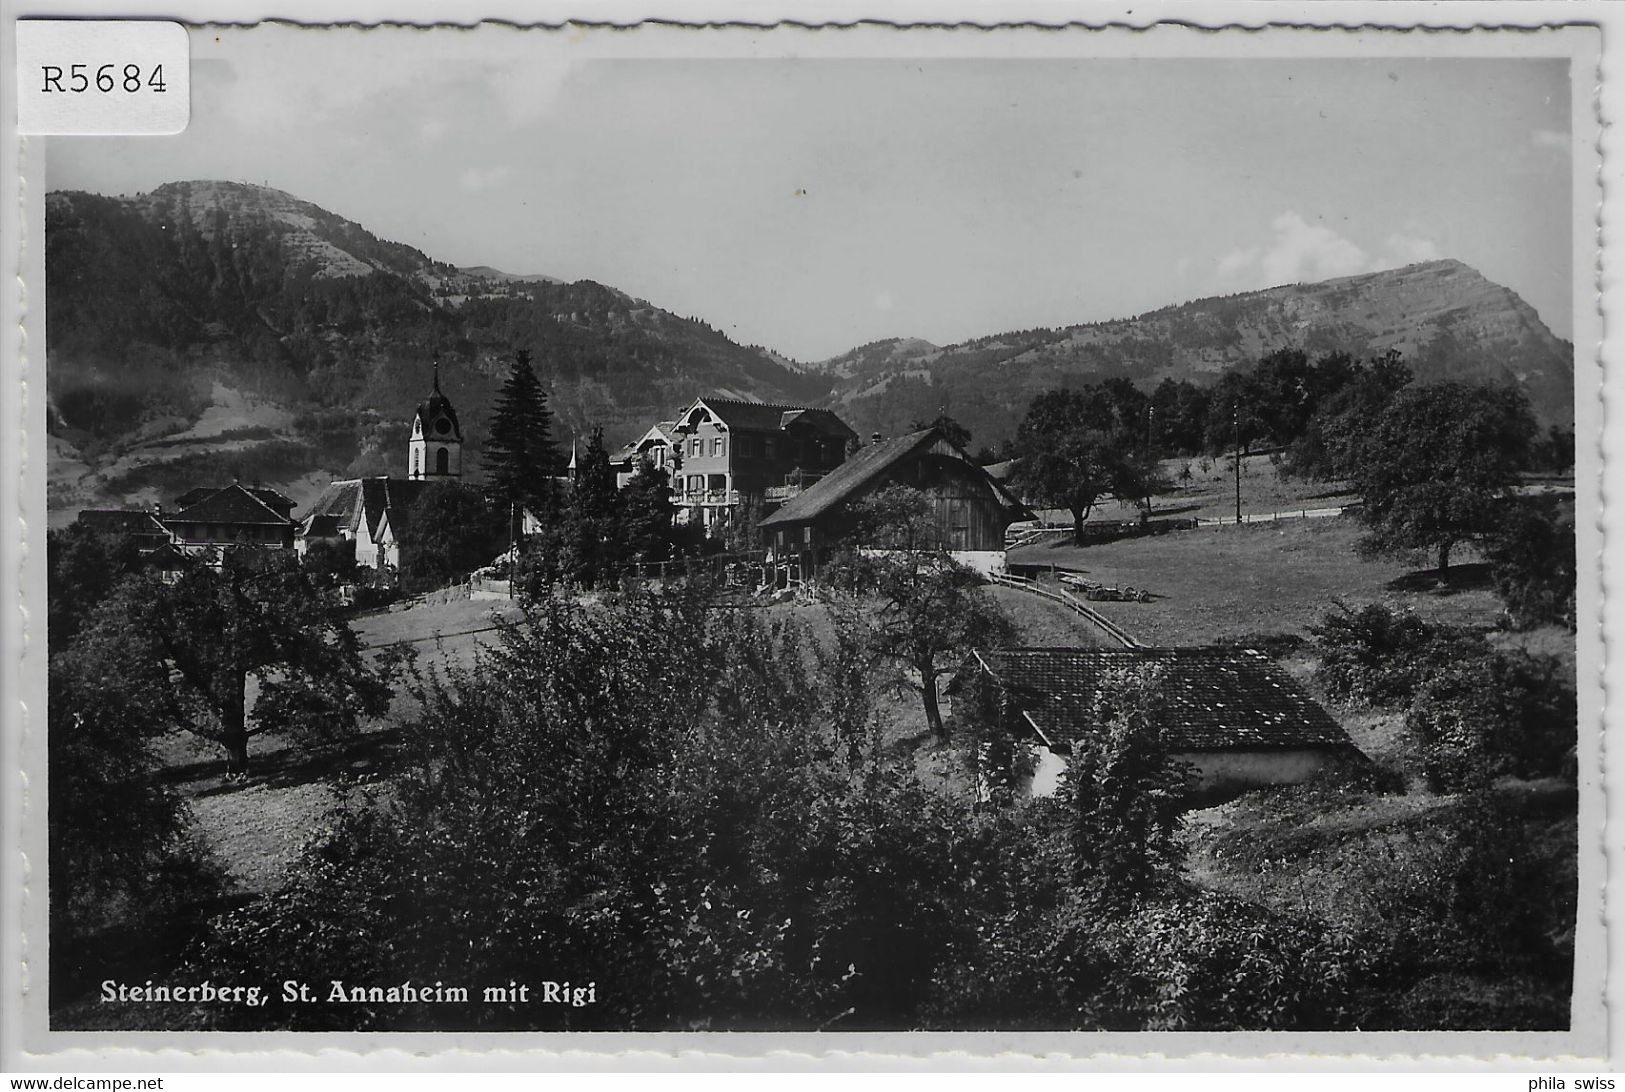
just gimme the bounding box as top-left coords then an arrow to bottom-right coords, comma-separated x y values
1349,383 -> 1536,580
823,486 -> 1012,740
73,550 -> 400,776
1285,351 -> 1412,480
483,348 -> 560,532
48,570 -> 224,946
1012,388 -> 1160,542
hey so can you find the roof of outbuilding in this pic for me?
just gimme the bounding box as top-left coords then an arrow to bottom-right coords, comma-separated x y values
967,647 -> 1355,753
167,484 -> 295,527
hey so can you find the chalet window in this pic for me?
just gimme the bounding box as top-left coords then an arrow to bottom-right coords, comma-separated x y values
765,438 -> 778,459
803,526 -> 813,545
713,437 -> 725,457
691,437 -> 702,457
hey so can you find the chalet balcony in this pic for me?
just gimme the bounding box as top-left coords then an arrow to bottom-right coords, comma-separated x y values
675,489 -> 739,506
764,470 -> 827,504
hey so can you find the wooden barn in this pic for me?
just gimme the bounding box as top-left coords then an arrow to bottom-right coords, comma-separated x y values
952,647 -> 1363,803
757,426 -> 1029,577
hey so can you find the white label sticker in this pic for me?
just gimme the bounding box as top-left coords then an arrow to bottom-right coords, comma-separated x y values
15,20 -> 189,135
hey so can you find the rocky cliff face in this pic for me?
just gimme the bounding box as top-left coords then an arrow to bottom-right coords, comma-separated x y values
818,260 -> 1574,446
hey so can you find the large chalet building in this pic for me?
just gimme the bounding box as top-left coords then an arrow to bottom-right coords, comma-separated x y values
611,396 -> 858,529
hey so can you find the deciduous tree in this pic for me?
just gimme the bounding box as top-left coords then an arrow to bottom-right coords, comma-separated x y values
1348,383 -> 1536,580
1011,388 -> 1159,542
823,486 -> 1012,740
77,551 -> 400,775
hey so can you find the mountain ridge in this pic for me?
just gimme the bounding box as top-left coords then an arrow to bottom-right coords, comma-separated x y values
814,258 -> 1573,444
45,180 -> 1573,519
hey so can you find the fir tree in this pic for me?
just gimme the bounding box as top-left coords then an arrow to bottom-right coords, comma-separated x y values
558,426 -> 626,587
621,454 -> 676,563
483,349 -> 559,529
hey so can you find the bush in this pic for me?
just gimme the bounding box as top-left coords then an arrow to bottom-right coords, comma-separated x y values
1050,890 -> 1361,1031
1310,602 -> 1488,708
1485,498 -> 1576,631
1334,800 -> 1574,1025
1405,651 -> 1577,791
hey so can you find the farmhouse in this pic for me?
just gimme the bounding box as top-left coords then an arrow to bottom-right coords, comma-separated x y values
955,646 -> 1362,801
163,483 -> 298,555
757,426 -> 1031,577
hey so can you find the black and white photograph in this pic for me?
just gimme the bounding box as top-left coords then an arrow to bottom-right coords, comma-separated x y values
7,16 -> 1606,1058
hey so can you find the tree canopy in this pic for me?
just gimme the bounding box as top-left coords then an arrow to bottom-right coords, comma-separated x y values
823,486 -> 1012,739
1348,383 -> 1537,578
70,551 -> 397,775
399,481 -> 508,593
1011,387 -> 1160,541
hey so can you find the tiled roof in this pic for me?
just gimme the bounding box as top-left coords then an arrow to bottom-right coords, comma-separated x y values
168,484 -> 295,527
970,647 -> 1355,753
301,513 -> 344,537
303,480 -> 365,534
174,485 -> 294,513
300,478 -> 432,541
75,508 -> 169,537
683,397 -> 857,438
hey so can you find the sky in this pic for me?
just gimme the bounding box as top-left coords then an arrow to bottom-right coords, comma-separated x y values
47,28 -> 1578,360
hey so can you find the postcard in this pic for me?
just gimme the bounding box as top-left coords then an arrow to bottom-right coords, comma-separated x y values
1,6 -> 1611,1069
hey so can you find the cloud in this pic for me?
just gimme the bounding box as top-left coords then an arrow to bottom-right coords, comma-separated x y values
1217,212 -> 1444,287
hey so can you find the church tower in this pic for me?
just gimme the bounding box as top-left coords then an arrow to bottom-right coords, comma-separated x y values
408,360 -> 463,481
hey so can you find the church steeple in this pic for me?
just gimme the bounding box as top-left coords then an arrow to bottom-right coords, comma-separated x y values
408,359 -> 463,481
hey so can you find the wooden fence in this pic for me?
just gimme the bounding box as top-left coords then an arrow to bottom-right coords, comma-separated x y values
987,571 -> 1140,648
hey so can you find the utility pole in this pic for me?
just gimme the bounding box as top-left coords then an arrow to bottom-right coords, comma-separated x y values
1145,404 -> 1156,522
1233,402 -> 1242,526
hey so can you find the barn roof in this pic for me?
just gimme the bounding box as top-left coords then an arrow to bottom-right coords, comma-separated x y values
759,428 -> 1028,529
168,484 -> 295,527
966,647 -> 1355,753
